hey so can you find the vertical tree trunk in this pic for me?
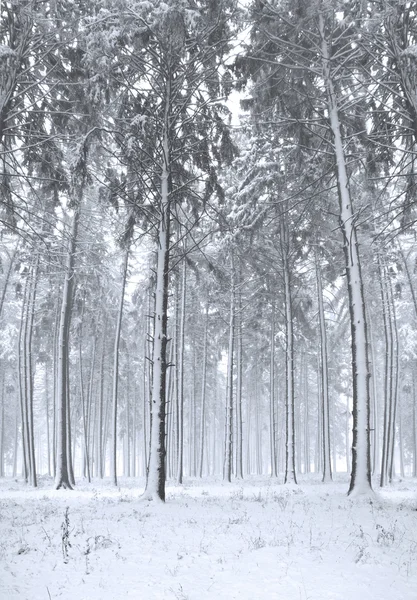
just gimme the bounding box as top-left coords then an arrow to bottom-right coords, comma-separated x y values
98,319 -> 107,478
166,332 -> 176,478
223,262 -> 235,482
177,254 -> 187,484
12,398 -> 18,478
198,304 -> 209,478
125,354 -> 131,477
143,122 -> 171,501
315,355 -> 322,474
413,370 -> 417,478
269,303 -> 278,476
25,255 -> 39,487
79,334 -> 91,483
320,15 -> 372,495
111,248 -> 129,487
398,395 -> 405,478
235,283 -> 243,480
388,277 -> 399,484
0,373 -> 4,477
255,372 -> 263,474
52,297 -> 60,479
45,367 -> 51,477
367,312 -> 379,475
281,217 -> 297,484
86,337 -> 96,477
315,248 -> 332,482
66,354 -> 75,486
142,335 -> 148,477
378,254 -> 392,487
18,273 -> 30,483
55,205 -> 80,490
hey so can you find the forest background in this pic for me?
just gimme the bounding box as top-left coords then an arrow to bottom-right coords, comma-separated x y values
1,0 -> 417,503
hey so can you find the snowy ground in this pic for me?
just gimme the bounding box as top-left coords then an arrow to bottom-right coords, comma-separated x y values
0,475 -> 416,600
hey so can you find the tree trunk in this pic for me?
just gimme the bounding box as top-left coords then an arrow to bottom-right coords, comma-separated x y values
176,255 -> 186,484
110,248 -> 129,486
378,254 -> 392,487
79,333 -> 91,483
55,206 -> 80,490
281,216 -> 296,484
388,276 -> 399,484
315,249 -> 332,482
320,14 -> 372,495
198,303 -> 209,478
223,262 -> 235,482
367,312 -> 379,476
413,370 -> 417,478
143,122 -> 171,501
26,255 -> 39,487
304,357 -> 310,473
235,284 -> 243,480
270,303 -> 277,477
0,373 -> 4,477
18,272 -> 30,483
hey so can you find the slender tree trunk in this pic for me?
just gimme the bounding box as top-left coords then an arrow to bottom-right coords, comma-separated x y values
27,259 -> 39,487
316,354 -> 322,474
378,254 -> 392,487
66,356 -> 75,486
246,381 -> 252,475
55,206 -> 80,490
198,303 -> 209,478
111,248 -> 129,487
52,297 -> 60,479
143,119 -> 171,501
12,397 -> 18,478
223,263 -> 235,482
18,273 -> 30,483
281,217 -> 296,484
45,367 -> 51,477
0,373 -> 4,477
398,395 -> 405,478
79,333 -> 91,483
254,372 -> 262,474
315,248 -> 332,482
320,15 -> 372,495
98,319 -> 107,478
125,354 -> 131,477
413,370 -> 417,478
388,277 -> 399,484
177,255 -> 186,484
304,357 -> 310,473
367,313 -> 379,475
235,285 -> 243,480
269,303 -> 277,477
166,332 -> 175,478
142,335 -> 148,477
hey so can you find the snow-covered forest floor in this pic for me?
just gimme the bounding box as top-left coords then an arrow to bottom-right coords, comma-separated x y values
0,476 -> 416,600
